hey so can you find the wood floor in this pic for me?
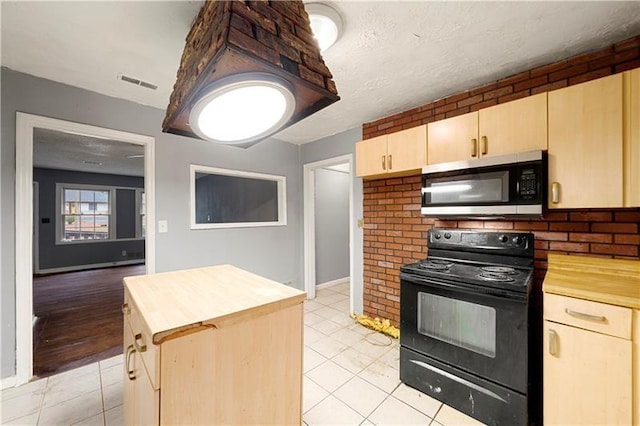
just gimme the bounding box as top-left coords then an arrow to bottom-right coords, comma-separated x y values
33,264 -> 146,378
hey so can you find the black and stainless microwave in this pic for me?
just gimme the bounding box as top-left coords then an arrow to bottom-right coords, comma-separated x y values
421,151 -> 546,216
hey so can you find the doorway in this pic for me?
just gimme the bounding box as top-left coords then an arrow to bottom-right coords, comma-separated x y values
15,113 -> 156,385
303,154 -> 355,313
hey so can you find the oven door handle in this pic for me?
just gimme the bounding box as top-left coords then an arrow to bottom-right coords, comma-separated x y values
400,273 -> 527,302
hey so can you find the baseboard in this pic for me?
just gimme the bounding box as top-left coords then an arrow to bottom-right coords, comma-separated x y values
316,276 -> 349,289
0,375 -> 17,390
35,259 -> 145,275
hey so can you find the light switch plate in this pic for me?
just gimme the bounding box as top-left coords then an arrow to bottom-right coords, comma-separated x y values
158,220 -> 168,233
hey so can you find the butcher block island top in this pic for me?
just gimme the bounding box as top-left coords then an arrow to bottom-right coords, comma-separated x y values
543,254 -> 640,308
123,264 -> 306,344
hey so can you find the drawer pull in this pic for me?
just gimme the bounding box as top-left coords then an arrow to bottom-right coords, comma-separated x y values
134,333 -> 147,353
565,308 -> 606,323
126,344 -> 136,381
122,303 -> 131,315
548,329 -> 558,357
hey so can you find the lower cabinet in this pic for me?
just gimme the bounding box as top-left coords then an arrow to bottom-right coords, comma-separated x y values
543,293 -> 634,425
124,321 -> 159,426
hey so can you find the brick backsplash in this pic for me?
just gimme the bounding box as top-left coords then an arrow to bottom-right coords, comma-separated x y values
360,34 -> 640,325
362,176 -> 640,325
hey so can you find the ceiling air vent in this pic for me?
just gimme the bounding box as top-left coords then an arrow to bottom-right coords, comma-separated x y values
118,73 -> 158,90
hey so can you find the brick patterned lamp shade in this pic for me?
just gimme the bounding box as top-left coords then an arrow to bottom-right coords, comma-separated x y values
162,0 -> 339,147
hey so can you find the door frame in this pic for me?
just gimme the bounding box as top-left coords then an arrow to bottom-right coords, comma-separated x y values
303,154 -> 355,312
15,112 -> 156,385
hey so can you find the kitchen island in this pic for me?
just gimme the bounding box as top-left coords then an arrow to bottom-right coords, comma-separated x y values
122,264 -> 306,425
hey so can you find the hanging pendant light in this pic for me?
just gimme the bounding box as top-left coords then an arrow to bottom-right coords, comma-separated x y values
163,1 -> 340,148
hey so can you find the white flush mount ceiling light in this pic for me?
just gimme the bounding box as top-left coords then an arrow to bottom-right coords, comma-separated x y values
189,73 -> 296,146
305,3 -> 343,52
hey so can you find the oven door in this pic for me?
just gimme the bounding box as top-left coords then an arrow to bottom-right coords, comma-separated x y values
400,272 -> 529,393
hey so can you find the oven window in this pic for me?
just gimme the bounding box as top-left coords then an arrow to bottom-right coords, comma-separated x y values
417,292 -> 496,358
424,171 -> 508,205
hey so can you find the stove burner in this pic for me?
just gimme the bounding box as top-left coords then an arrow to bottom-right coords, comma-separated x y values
477,271 -> 516,282
481,266 -> 518,275
418,259 -> 453,272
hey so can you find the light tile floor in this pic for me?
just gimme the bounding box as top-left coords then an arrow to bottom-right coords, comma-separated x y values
1,282 -> 484,425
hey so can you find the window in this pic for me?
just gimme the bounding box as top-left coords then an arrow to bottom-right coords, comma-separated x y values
56,183 -> 145,244
190,165 -> 287,229
138,190 -> 146,238
59,186 -> 113,242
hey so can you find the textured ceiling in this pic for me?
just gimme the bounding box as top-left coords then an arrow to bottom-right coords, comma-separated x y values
34,128 -> 144,177
3,1 -> 640,146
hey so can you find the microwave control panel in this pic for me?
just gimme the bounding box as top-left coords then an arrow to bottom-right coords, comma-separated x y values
518,167 -> 539,200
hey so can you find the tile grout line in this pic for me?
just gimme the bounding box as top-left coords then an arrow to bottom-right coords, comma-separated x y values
98,361 -> 106,426
35,376 -> 48,426
429,401 -> 445,425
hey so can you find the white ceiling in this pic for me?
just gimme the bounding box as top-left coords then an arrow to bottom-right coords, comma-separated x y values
34,128 -> 144,177
3,1 -> 640,146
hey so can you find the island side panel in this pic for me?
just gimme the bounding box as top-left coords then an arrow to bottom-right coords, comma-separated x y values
159,302 -> 303,424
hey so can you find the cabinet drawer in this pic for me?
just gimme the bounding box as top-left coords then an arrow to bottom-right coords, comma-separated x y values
544,293 -> 632,339
124,290 -> 160,390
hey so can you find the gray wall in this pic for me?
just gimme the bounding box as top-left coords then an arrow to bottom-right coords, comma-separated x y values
1,67 -> 303,379
315,168 -> 349,284
300,127 -> 363,313
33,168 -> 145,271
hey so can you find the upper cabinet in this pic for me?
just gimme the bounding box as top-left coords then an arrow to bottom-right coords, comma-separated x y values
426,112 -> 478,164
478,93 -> 548,157
625,68 -> 640,207
548,74 -> 624,208
356,125 -> 427,178
427,93 -> 548,164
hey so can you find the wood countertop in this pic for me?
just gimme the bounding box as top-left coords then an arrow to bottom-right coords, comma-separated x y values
124,264 -> 306,343
542,254 -> 640,309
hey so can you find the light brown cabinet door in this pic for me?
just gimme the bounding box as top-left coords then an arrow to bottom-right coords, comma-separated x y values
355,135 -> 387,176
386,125 -> 427,172
543,320 -> 632,425
548,73 -> 623,208
134,365 -> 159,426
478,93 -> 547,157
625,68 -> 640,207
427,112 -> 478,164
123,327 -> 136,426
124,322 -> 160,426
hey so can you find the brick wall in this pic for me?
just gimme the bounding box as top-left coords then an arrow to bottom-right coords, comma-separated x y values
361,35 -> 640,325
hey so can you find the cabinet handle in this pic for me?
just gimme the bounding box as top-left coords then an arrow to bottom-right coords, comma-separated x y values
382,155 -> 386,170
122,303 -> 130,315
548,329 -> 558,357
471,138 -> 478,157
565,308 -> 606,323
551,182 -> 560,204
126,344 -> 136,380
388,154 -> 393,170
481,136 -> 488,155
134,333 -> 147,353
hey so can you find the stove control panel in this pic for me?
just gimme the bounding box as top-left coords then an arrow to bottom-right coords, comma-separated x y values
429,229 -> 533,254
